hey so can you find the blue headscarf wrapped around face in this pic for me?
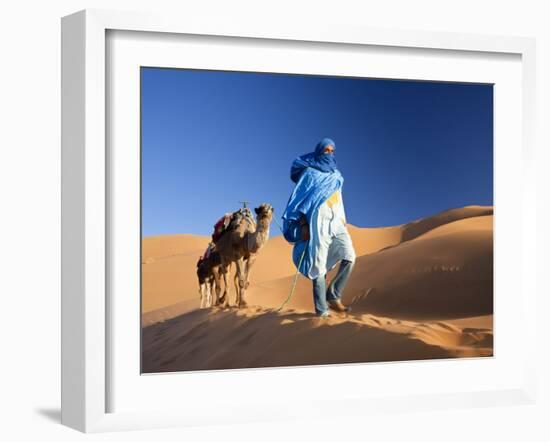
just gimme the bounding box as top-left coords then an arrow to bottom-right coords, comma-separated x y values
290,138 -> 338,183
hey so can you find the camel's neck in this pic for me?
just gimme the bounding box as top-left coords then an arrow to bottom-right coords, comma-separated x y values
248,217 -> 270,253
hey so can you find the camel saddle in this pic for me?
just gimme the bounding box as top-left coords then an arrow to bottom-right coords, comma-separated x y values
197,242 -> 216,267
211,213 -> 233,243
211,208 -> 256,243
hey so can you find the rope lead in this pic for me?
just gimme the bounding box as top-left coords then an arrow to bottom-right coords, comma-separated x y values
271,215 -> 307,313
276,243 -> 307,312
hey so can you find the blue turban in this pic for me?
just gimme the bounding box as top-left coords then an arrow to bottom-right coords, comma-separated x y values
290,138 -> 338,183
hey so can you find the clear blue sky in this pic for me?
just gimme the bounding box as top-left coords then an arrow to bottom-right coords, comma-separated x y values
141,67 -> 493,237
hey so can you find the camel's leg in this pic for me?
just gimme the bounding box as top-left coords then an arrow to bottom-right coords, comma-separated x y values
205,279 -> 212,308
227,262 -> 233,300
220,264 -> 230,308
212,267 -> 222,306
209,275 -> 217,307
199,283 -> 205,309
245,255 -> 257,289
210,278 -> 216,307
235,258 -> 247,308
241,255 -> 257,307
233,270 -> 240,306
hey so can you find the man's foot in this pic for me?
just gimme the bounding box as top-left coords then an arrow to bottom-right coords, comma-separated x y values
317,311 -> 330,318
328,299 -> 351,313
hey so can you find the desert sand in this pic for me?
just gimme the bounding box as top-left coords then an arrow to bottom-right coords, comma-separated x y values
141,205 -> 493,372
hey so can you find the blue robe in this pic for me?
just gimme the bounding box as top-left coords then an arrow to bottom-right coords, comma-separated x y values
282,167 -> 348,279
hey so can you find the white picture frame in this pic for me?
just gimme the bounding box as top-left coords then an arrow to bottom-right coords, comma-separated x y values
61,9 -> 538,433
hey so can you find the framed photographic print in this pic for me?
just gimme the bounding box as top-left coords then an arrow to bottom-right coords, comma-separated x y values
61,9 -> 538,433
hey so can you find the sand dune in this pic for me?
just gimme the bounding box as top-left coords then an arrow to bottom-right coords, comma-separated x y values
247,211 -> 493,320
141,205 -> 493,370
142,298 -> 200,328
142,235 -> 210,313
142,206 -> 493,315
400,205 -> 493,242
142,307 -> 492,373
344,223 -> 402,256
344,217 -> 493,320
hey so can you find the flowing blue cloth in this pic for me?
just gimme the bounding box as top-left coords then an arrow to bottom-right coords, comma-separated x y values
282,164 -> 344,279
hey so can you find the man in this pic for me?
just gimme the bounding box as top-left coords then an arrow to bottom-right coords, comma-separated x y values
282,138 -> 356,317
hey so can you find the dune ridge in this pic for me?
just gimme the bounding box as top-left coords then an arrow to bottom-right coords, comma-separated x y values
141,205 -> 493,371
142,205 -> 492,315
142,307 -> 492,373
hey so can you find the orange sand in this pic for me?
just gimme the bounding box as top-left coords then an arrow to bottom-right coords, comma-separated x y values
141,206 -> 493,372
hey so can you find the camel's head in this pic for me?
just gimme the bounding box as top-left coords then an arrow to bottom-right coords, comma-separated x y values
254,203 -> 274,222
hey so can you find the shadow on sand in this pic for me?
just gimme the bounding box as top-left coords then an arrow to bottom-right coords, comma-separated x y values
141,307 -> 456,374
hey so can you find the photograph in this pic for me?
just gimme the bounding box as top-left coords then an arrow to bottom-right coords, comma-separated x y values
140,67 -> 494,373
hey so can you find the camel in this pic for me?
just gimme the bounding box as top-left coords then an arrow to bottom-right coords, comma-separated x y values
214,203 -> 274,308
196,246 -> 223,308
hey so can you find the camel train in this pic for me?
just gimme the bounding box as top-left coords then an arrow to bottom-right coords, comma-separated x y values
196,203 -> 274,309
